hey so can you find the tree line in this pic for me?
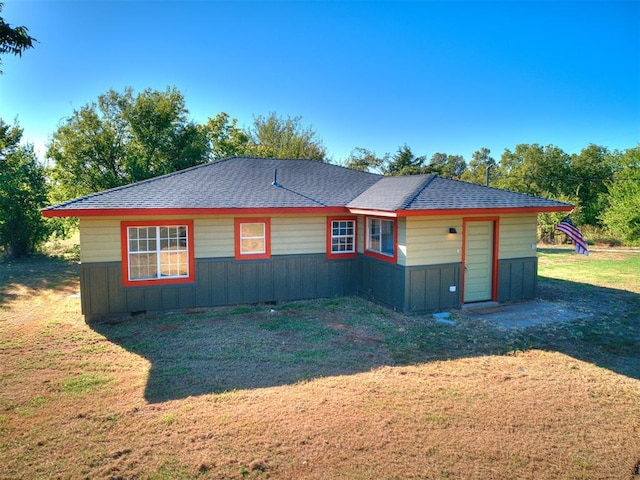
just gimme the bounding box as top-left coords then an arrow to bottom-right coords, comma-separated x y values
2,86 -> 639,258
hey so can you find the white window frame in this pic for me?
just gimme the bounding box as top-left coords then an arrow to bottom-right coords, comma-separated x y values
239,222 -> 266,255
330,219 -> 356,254
367,217 -> 395,257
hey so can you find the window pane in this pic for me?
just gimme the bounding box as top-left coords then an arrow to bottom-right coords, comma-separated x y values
129,227 -> 157,253
368,218 -> 380,251
160,251 -> 187,277
239,222 -> 266,255
331,220 -> 355,254
381,219 -> 394,255
127,224 -> 189,281
241,238 -> 265,254
367,218 -> 393,256
241,223 -> 264,237
129,252 -> 158,279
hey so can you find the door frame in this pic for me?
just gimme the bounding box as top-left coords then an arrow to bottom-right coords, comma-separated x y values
461,217 -> 500,303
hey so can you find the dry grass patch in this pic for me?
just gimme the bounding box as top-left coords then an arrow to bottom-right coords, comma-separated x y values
1,248 -> 639,479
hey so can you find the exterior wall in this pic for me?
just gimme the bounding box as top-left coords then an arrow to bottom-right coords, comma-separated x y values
404,263 -> 461,312
79,218 -> 121,263
80,254 -> 358,320
402,213 -> 538,267
356,255 -> 462,313
403,216 -> 463,266
498,257 -> 538,302
498,214 -> 538,259
80,214 -> 335,263
77,212 -> 541,319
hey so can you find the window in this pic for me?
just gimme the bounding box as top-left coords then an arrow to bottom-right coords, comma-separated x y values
327,217 -> 357,259
121,221 -> 195,287
235,218 -> 271,260
366,217 -> 396,261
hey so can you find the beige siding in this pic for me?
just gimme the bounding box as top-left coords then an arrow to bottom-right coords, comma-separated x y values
356,216 -> 365,253
403,214 -> 538,266
79,213 -> 540,265
403,216 -> 463,266
272,215 -> 327,255
79,218 -> 122,263
79,214 -> 338,262
397,218 -> 407,266
194,218 -> 234,258
498,214 -> 538,259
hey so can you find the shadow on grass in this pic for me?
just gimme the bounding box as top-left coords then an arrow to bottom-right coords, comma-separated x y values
90,274 -> 640,403
0,255 -> 80,307
531,276 -> 640,379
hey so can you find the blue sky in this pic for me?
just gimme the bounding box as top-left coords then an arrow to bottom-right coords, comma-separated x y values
2,0 -> 639,164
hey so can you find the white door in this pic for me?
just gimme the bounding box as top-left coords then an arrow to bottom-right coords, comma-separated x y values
464,221 -> 494,303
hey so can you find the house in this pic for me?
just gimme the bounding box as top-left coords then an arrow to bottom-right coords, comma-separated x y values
42,157 -> 572,320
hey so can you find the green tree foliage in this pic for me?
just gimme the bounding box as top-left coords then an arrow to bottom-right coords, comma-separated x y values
248,113 -> 326,161
460,148 -> 496,185
494,144 -> 571,197
425,152 -> 466,179
384,144 -> 427,176
601,146 -> 640,245
568,144 -> 619,226
47,87 -> 209,199
343,147 -> 387,173
0,2 -> 36,74
203,112 -> 251,161
0,119 -> 49,257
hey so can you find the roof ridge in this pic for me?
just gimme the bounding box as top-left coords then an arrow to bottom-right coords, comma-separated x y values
398,174 -> 437,209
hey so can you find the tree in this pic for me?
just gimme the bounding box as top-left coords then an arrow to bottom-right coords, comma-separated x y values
600,146 -> 640,245
384,144 -> 427,176
460,148 -> 496,185
247,113 -> 327,161
343,147 -> 387,173
47,87 -> 209,199
204,112 -> 251,161
568,144 -> 619,226
494,144 -> 571,197
425,152 -> 466,179
0,2 -> 36,74
0,119 -> 49,257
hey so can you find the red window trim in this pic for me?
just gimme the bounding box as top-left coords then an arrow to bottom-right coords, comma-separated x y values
364,216 -> 398,264
234,218 -> 271,260
120,220 -> 195,287
326,216 -> 358,259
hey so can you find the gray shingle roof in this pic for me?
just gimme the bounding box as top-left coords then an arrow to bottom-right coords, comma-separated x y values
349,174 -> 571,212
347,175 -> 436,211
44,157 -> 380,212
405,176 -> 570,211
43,156 -> 572,215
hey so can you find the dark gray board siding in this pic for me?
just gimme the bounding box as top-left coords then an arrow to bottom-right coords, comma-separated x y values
404,263 -> 462,312
79,254 -> 538,320
497,257 -> 538,302
355,256 -> 462,313
80,254 -> 358,320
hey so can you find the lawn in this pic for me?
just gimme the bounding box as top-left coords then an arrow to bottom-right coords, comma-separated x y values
1,245 -> 639,479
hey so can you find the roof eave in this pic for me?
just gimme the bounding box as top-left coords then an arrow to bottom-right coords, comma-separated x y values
41,206 -> 351,218
396,205 -> 574,217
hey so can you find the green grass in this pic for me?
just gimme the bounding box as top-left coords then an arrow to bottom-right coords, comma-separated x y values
537,248 -> 640,291
60,373 -> 113,397
2,248 -> 640,479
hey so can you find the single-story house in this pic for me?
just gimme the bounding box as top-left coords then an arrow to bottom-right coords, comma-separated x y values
43,156 -> 573,321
